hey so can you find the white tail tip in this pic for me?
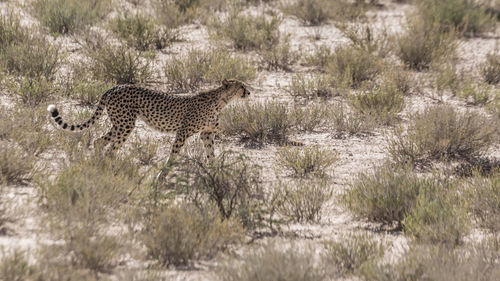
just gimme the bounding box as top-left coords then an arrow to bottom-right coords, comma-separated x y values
47,104 -> 56,113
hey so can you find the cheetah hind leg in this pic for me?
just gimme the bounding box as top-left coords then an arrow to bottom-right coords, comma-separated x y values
156,129 -> 194,180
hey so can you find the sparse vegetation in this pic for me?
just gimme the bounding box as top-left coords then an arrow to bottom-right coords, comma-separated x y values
286,74 -> 337,101
397,19 -> 457,70
276,178 -> 332,223
0,142 -> 36,186
330,103 -> 372,138
143,202 -> 243,267
349,85 -> 405,126
211,12 -> 281,51
280,0 -> 365,25
164,48 -> 256,92
218,241 -> 326,281
417,0 -> 497,36
275,146 -> 337,178
32,0 -> 110,35
220,101 -> 294,145
323,233 -> 384,278
388,105 -> 496,166
326,46 -> 384,88
466,172 -> 500,232
109,13 -> 176,51
481,52 -> 500,85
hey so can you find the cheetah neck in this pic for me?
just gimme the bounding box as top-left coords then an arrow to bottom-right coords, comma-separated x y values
217,88 -> 239,108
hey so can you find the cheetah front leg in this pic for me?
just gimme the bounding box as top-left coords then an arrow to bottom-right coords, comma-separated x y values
200,130 -> 216,160
166,128 -> 195,167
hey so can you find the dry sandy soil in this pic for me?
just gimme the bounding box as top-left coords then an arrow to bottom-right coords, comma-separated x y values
1,0 -> 500,280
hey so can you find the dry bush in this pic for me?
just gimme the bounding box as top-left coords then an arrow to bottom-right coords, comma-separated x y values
280,0 -> 365,25
349,85 -> 405,126
164,48 -> 256,93
330,103 -> 372,138
335,23 -> 393,58
1,106 -> 53,156
32,0 -> 110,35
109,13 -> 176,51
142,202 -> 243,267
466,172 -> 500,232
210,11 -> 281,51
130,136 -> 160,166
417,0 -> 497,36
326,46 -> 384,88
0,250 -> 39,281
481,52 -> 500,85
291,103 -> 332,132
258,36 -> 300,71
83,42 -> 154,84
276,178 -> 332,223
397,18 -> 457,71
218,241 -> 326,281
322,233 -> 384,278
286,73 -> 337,101
304,45 -> 334,71
169,152 -> 281,230
63,72 -> 113,106
388,105 -> 496,166
0,142 -> 36,186
275,146 -> 337,178
361,239 -> 500,281
219,101 -> 294,145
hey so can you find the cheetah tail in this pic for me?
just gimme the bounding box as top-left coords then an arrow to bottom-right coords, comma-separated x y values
47,104 -> 105,131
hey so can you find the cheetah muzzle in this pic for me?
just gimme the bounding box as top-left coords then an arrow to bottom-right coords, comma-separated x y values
47,79 -> 251,164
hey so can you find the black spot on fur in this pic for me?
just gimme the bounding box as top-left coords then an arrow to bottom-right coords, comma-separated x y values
51,110 -> 59,117
54,116 -> 61,122
70,125 -> 75,131
62,123 -> 68,129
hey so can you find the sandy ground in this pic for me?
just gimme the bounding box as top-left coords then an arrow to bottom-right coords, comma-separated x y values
1,0 -> 500,280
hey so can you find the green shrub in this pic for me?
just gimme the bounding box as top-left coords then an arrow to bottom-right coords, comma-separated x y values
349,86 -> 405,126
276,178 -> 332,223
275,146 -> 337,178
481,52 -> 500,85
326,46 -> 383,88
109,13 -> 176,51
466,173 -> 500,232
343,166 -> 425,228
388,105 -> 496,166
84,43 -> 153,84
164,48 -> 256,92
64,72 -> 113,106
210,12 -> 281,51
286,74 -> 337,101
397,18 -> 457,70
32,0 -> 110,35
0,142 -> 36,186
322,233 -> 384,277
143,202 -> 243,267
0,13 -> 28,51
457,83 -> 492,105
418,0 -> 497,36
219,101 -> 294,145
218,241 -> 326,281
403,184 -> 469,245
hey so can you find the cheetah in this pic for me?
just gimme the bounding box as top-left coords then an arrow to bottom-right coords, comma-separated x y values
47,79 -> 251,164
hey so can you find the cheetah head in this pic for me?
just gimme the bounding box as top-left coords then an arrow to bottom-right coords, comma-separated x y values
223,79 -> 251,98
